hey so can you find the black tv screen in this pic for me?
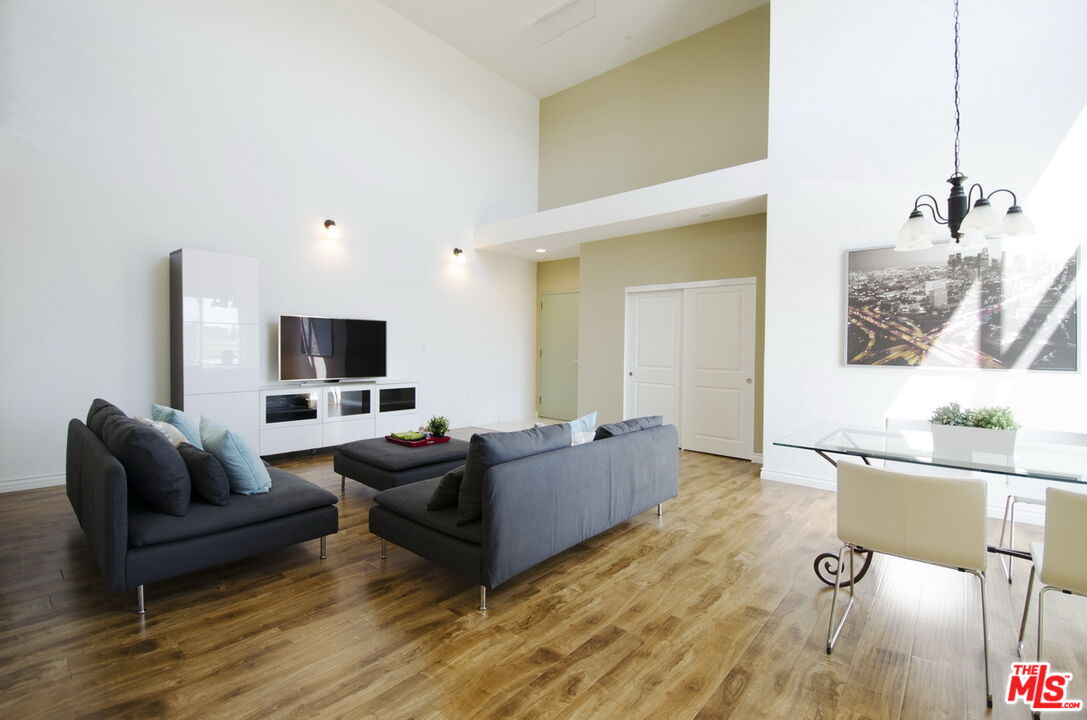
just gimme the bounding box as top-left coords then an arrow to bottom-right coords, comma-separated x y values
278,315 -> 387,381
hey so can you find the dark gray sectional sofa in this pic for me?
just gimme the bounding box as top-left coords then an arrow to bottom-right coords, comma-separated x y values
66,418 -> 338,613
369,420 -> 679,609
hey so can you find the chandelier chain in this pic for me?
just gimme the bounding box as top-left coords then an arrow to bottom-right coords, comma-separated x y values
953,0 -> 960,176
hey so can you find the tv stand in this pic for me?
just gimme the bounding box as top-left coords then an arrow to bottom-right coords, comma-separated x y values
258,381 -> 419,456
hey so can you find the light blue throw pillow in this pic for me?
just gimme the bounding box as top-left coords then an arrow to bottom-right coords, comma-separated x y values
199,416 -> 271,495
151,403 -> 203,449
568,411 -> 598,434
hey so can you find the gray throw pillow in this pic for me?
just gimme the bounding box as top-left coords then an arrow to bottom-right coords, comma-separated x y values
101,414 -> 192,516
177,442 -> 230,506
86,398 -> 126,438
593,415 -> 663,441
456,423 -> 571,525
427,465 -> 465,511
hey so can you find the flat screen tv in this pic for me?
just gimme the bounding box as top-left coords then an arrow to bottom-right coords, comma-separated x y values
278,315 -> 387,381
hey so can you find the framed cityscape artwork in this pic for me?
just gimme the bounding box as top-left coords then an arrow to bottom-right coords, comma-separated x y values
845,242 -> 1079,370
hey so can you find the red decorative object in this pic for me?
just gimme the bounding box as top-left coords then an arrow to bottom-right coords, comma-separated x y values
384,434 -> 452,447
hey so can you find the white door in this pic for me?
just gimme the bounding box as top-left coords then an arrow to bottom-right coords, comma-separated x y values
681,283 -> 756,459
539,292 -> 579,420
625,290 -> 682,428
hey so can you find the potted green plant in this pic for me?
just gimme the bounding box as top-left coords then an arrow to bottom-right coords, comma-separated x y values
930,402 -> 1019,458
426,415 -> 450,438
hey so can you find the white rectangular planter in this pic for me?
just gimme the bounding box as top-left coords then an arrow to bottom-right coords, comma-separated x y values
931,423 -> 1017,460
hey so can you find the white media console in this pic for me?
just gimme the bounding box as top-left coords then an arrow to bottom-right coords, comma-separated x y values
258,381 -> 420,455
170,248 -> 419,457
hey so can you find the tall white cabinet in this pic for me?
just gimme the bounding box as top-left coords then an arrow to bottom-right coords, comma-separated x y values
170,249 -> 260,448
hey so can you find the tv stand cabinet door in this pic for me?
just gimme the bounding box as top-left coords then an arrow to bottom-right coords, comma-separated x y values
323,417 -> 377,447
376,412 -> 421,438
260,424 -> 323,455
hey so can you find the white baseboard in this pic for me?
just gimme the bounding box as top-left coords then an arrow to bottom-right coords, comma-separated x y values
760,467 -> 1044,526
0,473 -> 64,493
458,417 -> 501,430
760,467 -> 836,492
750,453 -> 764,465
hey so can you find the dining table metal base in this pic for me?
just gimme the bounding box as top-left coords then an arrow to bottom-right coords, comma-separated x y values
815,547 -> 874,587
804,446 -> 1035,587
812,544 -> 1033,586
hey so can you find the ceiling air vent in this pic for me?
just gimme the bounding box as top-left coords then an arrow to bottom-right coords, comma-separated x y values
535,0 -> 596,46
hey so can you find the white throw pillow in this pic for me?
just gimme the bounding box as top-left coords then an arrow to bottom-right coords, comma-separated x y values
571,431 -> 594,446
135,417 -> 187,447
568,411 -> 598,434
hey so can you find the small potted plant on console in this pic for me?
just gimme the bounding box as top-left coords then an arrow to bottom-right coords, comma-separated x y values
930,402 -> 1019,459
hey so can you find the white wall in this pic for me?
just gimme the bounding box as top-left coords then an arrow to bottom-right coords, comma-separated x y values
0,0 -> 540,490
763,0 -> 1087,494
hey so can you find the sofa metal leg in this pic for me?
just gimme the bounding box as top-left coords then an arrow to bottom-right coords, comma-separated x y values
320,536 -> 327,559
657,503 -> 663,517
380,540 -> 388,559
479,585 -> 487,611
136,585 -> 146,615
341,474 -> 345,492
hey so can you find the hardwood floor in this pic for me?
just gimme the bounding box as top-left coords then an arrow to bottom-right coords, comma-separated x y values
1,450 -> 1083,719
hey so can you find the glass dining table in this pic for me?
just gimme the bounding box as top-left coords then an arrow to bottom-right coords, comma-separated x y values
774,422 -> 1087,587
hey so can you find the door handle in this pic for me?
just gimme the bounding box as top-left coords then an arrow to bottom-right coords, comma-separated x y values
746,378 -> 752,384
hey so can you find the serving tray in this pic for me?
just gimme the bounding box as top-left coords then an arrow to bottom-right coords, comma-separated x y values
384,434 -> 452,447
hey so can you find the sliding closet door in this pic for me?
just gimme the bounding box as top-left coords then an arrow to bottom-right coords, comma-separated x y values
680,283 -> 756,459
624,290 -> 682,428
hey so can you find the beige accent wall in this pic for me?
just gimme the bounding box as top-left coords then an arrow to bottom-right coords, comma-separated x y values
537,258 -> 580,294
536,258 -> 581,412
538,5 -> 769,210
577,215 -> 766,452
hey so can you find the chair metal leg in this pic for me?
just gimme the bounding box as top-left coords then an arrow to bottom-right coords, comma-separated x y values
1017,564 -> 1036,659
999,494 -> 1013,583
826,544 -> 856,653
320,535 -> 327,559
341,474 -> 345,492
1038,585 -> 1051,665
136,585 -> 146,615
657,503 -> 663,517
1007,499 -> 1017,583
479,585 -> 487,611
970,570 -> 993,708
380,540 -> 388,559
1035,586 -> 1052,720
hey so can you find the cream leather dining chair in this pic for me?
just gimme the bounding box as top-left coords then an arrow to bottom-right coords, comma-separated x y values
828,462 -> 993,708
998,430 -> 1087,584
1016,488 -> 1087,692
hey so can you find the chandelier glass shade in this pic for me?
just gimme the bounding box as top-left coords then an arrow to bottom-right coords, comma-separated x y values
894,0 -> 1035,252
894,210 -> 938,252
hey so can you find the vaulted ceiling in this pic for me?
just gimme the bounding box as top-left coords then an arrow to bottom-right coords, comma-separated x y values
376,0 -> 767,98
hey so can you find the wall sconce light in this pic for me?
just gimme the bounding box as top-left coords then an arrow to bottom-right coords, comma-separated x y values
452,247 -> 466,263
323,219 -> 338,238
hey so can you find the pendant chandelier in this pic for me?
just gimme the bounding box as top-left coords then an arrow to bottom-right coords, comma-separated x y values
894,0 -> 1035,252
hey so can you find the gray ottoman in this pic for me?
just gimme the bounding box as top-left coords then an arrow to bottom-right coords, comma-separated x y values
333,437 -> 469,492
